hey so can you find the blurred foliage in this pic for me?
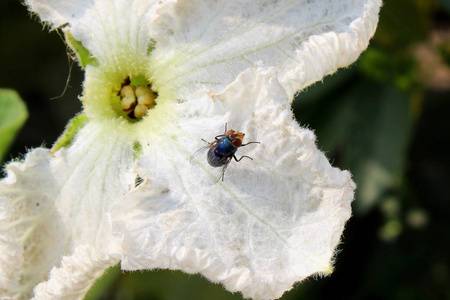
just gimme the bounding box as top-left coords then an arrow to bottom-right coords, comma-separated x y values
0,89 -> 28,162
1,0 -> 450,299
295,74 -> 414,214
0,0 -> 83,161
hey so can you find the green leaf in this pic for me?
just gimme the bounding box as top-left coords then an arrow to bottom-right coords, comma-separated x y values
345,83 -> 414,214
87,268 -> 244,300
85,265 -> 121,300
293,68 -> 356,105
52,114 -> 88,152
374,0 -> 432,49
0,89 -> 28,162
358,47 -> 419,92
65,31 -> 99,69
296,80 -> 414,214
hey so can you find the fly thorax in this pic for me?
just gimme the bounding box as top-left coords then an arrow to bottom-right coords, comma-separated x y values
218,138 -> 237,156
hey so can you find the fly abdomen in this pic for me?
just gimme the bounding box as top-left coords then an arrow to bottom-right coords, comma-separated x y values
207,148 -> 228,167
207,148 -> 224,167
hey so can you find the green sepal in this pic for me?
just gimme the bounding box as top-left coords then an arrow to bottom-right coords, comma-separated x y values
65,31 -> 99,69
147,38 -> 156,55
52,114 -> 89,152
0,89 -> 28,162
133,141 -> 143,159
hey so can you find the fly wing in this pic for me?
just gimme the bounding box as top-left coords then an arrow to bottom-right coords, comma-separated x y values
214,156 -> 232,183
189,140 -> 232,185
202,156 -> 232,185
188,140 -> 215,164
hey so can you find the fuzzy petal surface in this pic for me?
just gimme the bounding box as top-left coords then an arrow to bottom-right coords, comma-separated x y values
17,1 -> 381,298
150,0 -> 382,99
25,0 -> 168,67
0,120 -> 134,299
111,68 -> 355,299
26,0 -> 381,100
32,245 -> 119,300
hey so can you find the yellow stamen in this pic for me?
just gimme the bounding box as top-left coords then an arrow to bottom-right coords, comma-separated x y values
133,103 -> 149,118
136,86 -> 156,108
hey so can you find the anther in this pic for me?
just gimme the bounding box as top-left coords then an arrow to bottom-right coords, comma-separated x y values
136,86 -> 156,108
120,85 -> 136,112
120,85 -> 135,98
119,83 -> 157,119
133,104 -> 149,118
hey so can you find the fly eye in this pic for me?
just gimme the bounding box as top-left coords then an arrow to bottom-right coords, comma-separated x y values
226,130 -> 235,136
232,139 -> 242,147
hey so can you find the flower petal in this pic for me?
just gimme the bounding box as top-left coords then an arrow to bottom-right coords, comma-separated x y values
32,245 -> 119,300
0,120 -> 134,299
0,149 -> 64,299
112,67 -> 355,299
150,0 -> 381,99
27,0 -> 381,100
25,0 -> 170,67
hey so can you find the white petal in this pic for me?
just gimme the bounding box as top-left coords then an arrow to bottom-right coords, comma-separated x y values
25,0 -> 170,67
0,120 -> 134,299
0,149 -> 63,299
150,0 -> 381,99
112,67 -> 355,299
32,245 -> 118,300
27,0 -> 381,100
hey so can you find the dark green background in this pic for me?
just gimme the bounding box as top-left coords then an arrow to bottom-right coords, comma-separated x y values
1,0 -> 449,299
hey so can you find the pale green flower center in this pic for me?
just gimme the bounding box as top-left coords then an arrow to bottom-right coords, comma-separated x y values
82,63 -> 163,124
67,31 -> 160,123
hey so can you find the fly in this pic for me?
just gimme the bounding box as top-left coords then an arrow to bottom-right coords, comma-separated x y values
191,124 -> 260,182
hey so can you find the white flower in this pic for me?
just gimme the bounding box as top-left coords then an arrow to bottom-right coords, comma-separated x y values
0,1 -> 381,299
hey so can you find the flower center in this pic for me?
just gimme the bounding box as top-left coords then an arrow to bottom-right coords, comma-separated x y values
118,76 -> 158,120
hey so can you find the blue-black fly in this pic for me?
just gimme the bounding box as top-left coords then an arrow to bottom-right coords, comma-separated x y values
191,124 -> 260,182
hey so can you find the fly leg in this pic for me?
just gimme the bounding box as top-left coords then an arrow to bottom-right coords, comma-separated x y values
241,141 -> 260,147
220,165 -> 228,181
214,134 -> 227,141
233,155 -> 253,162
215,123 -> 229,140
233,142 -> 259,163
